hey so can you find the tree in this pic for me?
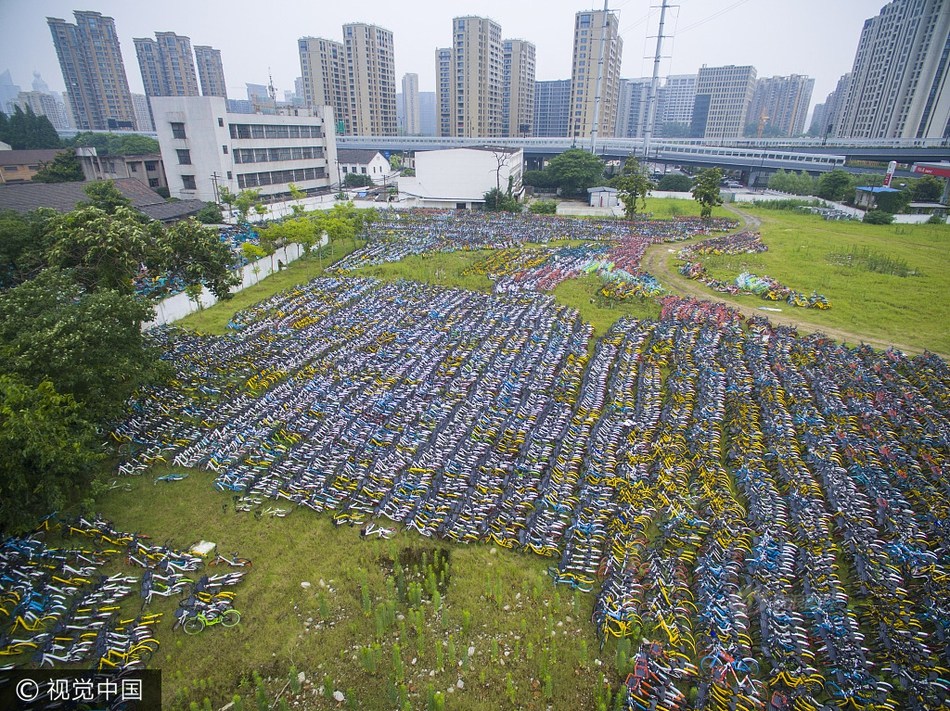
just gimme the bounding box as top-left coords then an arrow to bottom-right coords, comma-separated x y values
195,203 -> 224,224
344,172 -> 374,188
0,270 -> 157,424
0,105 -> 61,149
768,169 -> 815,196
692,168 -> 724,218
912,175 -> 943,203
483,188 -> 520,212
0,375 -> 102,535
46,205 -> 153,293
32,150 -> 84,183
79,180 -> 135,214
0,208 -> 57,288
874,189 -> 911,215
233,189 -> 264,223
156,218 -> 240,300
287,182 -> 307,217
69,132 -> 159,156
816,169 -> 853,202
657,174 -> 693,192
544,149 -> 605,196
613,159 -> 654,219
522,170 -> 555,190
218,186 -> 237,217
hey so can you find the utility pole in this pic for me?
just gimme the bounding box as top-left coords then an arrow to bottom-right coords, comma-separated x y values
590,0 -> 610,155
642,0 -> 671,164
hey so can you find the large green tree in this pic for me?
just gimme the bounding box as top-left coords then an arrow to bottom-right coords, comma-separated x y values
69,132 -> 159,156
0,375 -> 102,535
0,105 -> 62,149
692,168 -> 724,218
912,175 -> 944,203
32,150 -> 84,183
612,159 -> 654,218
0,270 -> 157,424
815,169 -> 853,202
544,149 -> 605,196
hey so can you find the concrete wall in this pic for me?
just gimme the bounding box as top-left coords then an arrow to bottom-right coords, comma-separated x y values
146,242 -> 312,328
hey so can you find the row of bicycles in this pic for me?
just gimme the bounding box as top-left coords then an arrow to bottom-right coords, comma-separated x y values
0,515 -> 249,671
96,211 -> 949,709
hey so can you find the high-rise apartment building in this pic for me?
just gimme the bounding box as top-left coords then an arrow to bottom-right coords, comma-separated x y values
439,16 -> 504,137
343,23 -> 397,136
809,73 -> 851,137
745,74 -> 814,137
299,36 -> 347,131
835,0 -> 949,139
402,73 -> 420,135
194,46 -> 228,98
691,65 -> 757,140
569,9 -> 623,140
419,92 -> 437,136
502,39 -> 536,137
47,11 -> 136,131
533,79 -> 571,137
134,32 -> 200,100
617,78 -> 652,138
436,47 -> 452,136
8,72 -> 71,130
131,93 -> 154,132
655,74 -> 696,137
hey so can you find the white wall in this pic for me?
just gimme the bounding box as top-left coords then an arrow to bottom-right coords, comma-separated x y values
145,242 -> 313,328
399,148 -> 522,202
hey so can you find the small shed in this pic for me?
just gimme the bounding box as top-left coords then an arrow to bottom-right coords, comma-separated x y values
588,186 -> 619,208
854,185 -> 900,209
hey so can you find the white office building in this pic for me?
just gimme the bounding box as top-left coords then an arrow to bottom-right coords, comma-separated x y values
152,95 -> 337,202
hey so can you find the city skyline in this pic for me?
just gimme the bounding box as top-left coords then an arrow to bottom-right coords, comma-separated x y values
3,0 -> 890,120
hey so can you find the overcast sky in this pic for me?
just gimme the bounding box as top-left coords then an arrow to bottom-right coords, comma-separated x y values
2,0 -> 885,108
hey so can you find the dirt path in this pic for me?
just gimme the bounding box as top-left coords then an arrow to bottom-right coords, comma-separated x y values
640,204 -> 946,359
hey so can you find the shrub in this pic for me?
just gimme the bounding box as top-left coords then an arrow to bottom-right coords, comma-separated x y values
529,200 -> 557,214
195,203 -> 223,224
863,209 -> 894,225
657,173 -> 693,192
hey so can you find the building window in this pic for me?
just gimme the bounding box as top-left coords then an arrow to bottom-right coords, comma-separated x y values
181,175 -> 197,190
129,163 -> 138,172
176,149 -> 192,165
222,145 -> 229,154
342,166 -> 348,173
361,167 -> 367,174
148,178 -> 159,187
227,171 -> 232,179
218,117 -> 224,127
145,161 -> 158,171
171,122 -> 186,139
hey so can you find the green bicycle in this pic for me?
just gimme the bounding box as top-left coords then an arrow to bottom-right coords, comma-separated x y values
182,607 -> 241,634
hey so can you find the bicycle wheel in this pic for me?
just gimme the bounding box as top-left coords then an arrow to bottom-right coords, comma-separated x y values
183,616 -> 205,635
221,609 -> 241,628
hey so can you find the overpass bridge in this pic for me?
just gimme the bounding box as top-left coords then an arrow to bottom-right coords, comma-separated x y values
337,135 -> 950,178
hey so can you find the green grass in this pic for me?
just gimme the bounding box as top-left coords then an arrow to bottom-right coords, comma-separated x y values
352,250 -> 495,293
694,208 -> 950,354
553,274 -> 662,343
641,197 -> 728,219
177,239 -> 362,335
89,471 -> 609,710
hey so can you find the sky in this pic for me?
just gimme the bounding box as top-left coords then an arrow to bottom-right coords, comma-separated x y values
1,0 -> 886,108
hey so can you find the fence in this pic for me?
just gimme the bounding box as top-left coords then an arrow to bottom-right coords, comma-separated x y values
145,242 -> 312,329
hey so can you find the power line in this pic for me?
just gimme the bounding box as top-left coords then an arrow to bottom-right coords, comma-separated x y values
677,0 -> 752,34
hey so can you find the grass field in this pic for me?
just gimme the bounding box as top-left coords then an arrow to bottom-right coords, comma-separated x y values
92,471 -> 614,710
352,250 -> 495,294
694,207 -> 950,354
